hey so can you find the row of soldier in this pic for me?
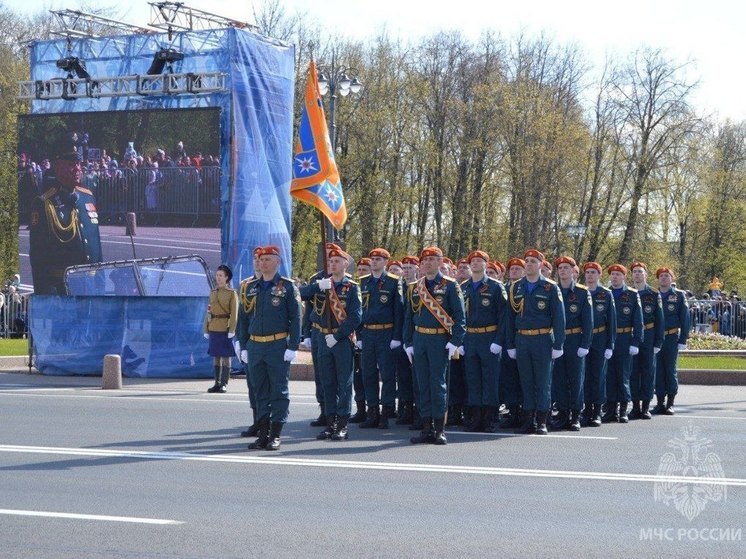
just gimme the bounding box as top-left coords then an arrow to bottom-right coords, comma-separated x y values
212,243 -> 689,450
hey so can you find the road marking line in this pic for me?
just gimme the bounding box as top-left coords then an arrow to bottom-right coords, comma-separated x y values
0,508 -> 182,525
1,445 -> 744,486
0,392 -> 319,405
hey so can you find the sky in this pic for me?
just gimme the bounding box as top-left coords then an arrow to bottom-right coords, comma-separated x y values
8,0 -> 745,121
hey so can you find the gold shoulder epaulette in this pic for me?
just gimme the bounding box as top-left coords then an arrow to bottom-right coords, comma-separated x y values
40,187 -> 57,201
281,276 -> 295,283
544,278 -> 558,285
575,282 -> 587,290
386,271 -> 401,280
628,287 -> 638,293
358,274 -> 371,281
75,186 -> 93,196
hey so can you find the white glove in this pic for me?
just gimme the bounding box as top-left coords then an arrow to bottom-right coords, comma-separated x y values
507,348 -> 517,360
203,333 -> 209,340
551,348 -> 564,360
445,342 -> 458,359
677,344 -> 687,351
577,347 -> 589,358
629,345 -> 639,356
355,340 -> 363,350
318,277 -> 332,291
489,343 -> 502,355
405,346 -> 414,363
604,349 -> 613,360
458,345 -> 465,356
390,340 -> 402,350
283,349 -> 296,362
240,350 -> 248,363
325,334 -> 337,348
653,346 -> 661,355
227,332 -> 235,339
301,338 -> 312,350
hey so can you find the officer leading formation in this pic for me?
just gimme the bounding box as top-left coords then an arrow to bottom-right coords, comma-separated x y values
215,244 -> 689,449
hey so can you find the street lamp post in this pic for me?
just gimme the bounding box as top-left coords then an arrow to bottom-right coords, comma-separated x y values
316,53 -> 362,244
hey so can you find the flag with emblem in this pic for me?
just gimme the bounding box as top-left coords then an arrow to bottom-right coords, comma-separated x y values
290,60 -> 347,230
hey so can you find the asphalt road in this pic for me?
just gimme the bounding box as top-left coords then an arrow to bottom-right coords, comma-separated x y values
0,374 -> 744,558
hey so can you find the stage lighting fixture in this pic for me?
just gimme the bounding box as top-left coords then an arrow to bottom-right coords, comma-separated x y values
147,48 -> 185,75
56,56 -> 92,80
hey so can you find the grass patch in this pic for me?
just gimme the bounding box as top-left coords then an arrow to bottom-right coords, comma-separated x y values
0,338 -> 29,356
679,355 -> 746,370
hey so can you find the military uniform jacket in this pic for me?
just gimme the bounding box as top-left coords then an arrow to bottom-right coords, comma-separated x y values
506,275 -> 566,351
589,285 -> 617,351
560,281 -> 594,350
612,285 -> 644,346
403,273 -> 466,347
659,287 -> 691,345
29,181 -> 103,294
357,272 -> 404,340
637,284 -> 664,348
460,276 -> 507,347
204,286 -> 238,333
236,273 -> 301,350
302,276 -> 362,341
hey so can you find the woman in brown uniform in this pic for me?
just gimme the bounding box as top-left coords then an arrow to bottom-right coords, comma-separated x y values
204,265 -> 238,393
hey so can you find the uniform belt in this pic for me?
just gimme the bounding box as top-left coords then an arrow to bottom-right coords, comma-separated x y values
665,327 -> 680,335
210,313 -> 230,319
466,325 -> 498,334
592,326 -> 606,334
565,327 -> 582,335
313,324 -> 339,335
517,328 -> 552,336
364,323 -> 394,330
644,322 -> 655,330
250,332 -> 288,343
415,326 -> 448,335
617,327 -> 633,333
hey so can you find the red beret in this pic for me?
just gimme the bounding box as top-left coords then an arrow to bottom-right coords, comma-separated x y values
325,242 -> 342,252
524,248 -> 545,261
389,260 -> 402,268
608,264 -> 628,275
253,246 -> 263,256
467,250 -> 490,263
368,248 -> 390,259
583,262 -> 602,274
541,261 -> 553,272
402,256 -> 420,265
555,256 -> 577,268
329,249 -> 347,260
457,259 -> 470,267
356,257 -> 371,267
257,245 -> 280,257
507,258 -> 525,269
630,261 -> 647,272
492,260 -> 505,272
656,267 -> 675,279
442,257 -> 453,266
420,246 -> 443,260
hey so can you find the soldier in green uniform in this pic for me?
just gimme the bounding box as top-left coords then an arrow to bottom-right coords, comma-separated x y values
505,249 -> 565,435
604,264 -> 644,423
581,262 -> 616,427
460,250 -> 507,433
499,258 -> 526,428
654,267 -> 690,415
236,246 -> 301,450
357,248 -> 404,429
29,149 -> 103,295
204,265 -> 238,393
403,247 -> 466,445
629,262 -> 664,420
551,256 -> 593,431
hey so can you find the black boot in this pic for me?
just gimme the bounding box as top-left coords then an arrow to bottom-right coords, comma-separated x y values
501,405 -> 522,429
240,409 -> 259,437
482,406 -> 499,433
628,401 -> 642,420
550,409 -> 570,431
580,404 -> 593,427
663,394 -> 676,415
359,406 -> 380,428
602,402 -> 619,423
462,406 -> 483,432
410,417 -> 434,444
641,399 -> 652,420
207,365 -> 222,392
535,411 -> 549,435
591,404 -> 602,427
618,401 -> 629,423
219,363 -> 230,389
247,420 -> 269,450
433,417 -> 447,445
516,410 -> 536,434
349,400 -> 367,423
395,402 -> 414,425
378,405 -> 396,429
409,407 -> 424,431
266,422 -> 283,450
310,407 -> 327,427
569,410 -> 581,431
331,416 -> 349,441
317,414 -> 336,440
651,396 -> 666,415
446,405 -> 464,426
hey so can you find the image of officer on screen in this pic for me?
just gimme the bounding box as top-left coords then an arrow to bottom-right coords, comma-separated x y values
28,146 -> 103,295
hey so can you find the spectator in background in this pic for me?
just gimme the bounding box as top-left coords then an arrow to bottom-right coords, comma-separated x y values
708,276 -> 723,299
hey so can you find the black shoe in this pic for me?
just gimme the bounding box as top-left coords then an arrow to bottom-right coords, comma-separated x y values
651,397 -> 666,415
266,422 -> 283,450
462,406 -> 483,432
217,384 -> 227,393
349,401 -> 367,423
359,406 -> 380,428
310,409 -> 327,427
569,410 -> 581,431
516,410 -> 536,434
206,382 -> 222,393
550,409 -> 570,431
432,417 -> 447,445
482,406 -> 499,433
446,405 -> 464,426
240,423 -> 259,438
641,400 -> 652,420
618,401 -> 629,423
602,402 -> 619,423
580,404 -> 593,427
628,401 -> 642,420
331,416 -> 349,441
535,411 -> 549,435
500,406 -> 521,429
317,415 -> 336,440
395,402 -> 414,425
591,405 -> 602,427
410,417 -> 434,444
248,421 -> 269,450
378,406 -> 395,429
663,394 -> 676,415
